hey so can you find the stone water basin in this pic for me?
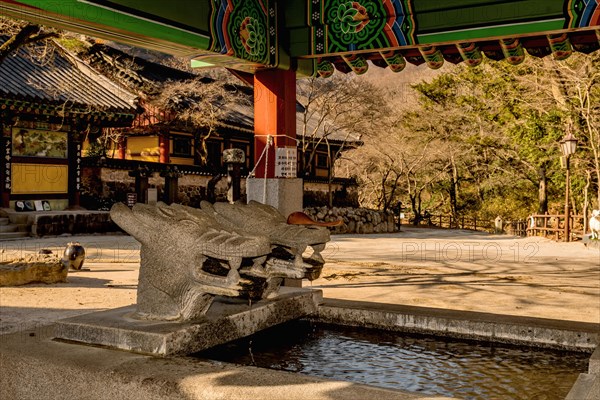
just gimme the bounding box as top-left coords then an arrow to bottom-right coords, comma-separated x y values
196,320 -> 590,400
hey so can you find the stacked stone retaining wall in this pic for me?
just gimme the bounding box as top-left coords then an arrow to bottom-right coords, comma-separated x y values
303,207 -> 397,234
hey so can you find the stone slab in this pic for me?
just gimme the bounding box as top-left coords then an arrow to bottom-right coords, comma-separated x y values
590,345 -> 600,374
55,287 -> 322,356
565,373 -> 600,400
1,325 -> 430,400
0,254 -> 67,286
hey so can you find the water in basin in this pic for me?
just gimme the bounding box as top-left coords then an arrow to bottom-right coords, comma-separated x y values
196,320 -> 589,400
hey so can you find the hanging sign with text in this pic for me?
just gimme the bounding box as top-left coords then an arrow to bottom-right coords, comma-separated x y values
275,147 -> 297,178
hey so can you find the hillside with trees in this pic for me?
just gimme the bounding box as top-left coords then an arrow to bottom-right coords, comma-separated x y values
343,54 -> 598,223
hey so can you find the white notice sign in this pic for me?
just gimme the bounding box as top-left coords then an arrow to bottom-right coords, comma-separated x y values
275,147 -> 297,178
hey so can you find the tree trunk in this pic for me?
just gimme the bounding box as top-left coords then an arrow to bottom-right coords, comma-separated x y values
327,141 -> 333,208
410,192 -> 423,226
206,174 -> 222,203
595,152 -> 600,209
538,166 -> 548,214
446,157 -> 460,220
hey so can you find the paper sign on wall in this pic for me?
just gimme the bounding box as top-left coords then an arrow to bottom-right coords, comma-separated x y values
275,147 -> 297,178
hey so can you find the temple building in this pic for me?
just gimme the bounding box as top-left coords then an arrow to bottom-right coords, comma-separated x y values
0,38 -> 138,212
0,36 -> 360,228
79,44 -> 361,208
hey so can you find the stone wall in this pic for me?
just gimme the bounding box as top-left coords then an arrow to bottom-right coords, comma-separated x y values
303,206 -> 397,234
30,212 -> 117,237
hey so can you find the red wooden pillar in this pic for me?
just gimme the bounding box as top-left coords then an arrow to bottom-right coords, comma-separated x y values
116,136 -> 127,159
253,69 -> 297,178
159,134 -> 169,163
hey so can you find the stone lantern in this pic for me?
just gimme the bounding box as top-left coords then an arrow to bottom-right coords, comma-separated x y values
223,148 -> 246,203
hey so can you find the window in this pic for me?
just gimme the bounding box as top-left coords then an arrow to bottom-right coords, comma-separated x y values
316,153 -> 329,168
172,136 -> 192,157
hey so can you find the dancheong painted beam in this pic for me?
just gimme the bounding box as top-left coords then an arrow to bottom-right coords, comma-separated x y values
1,0 -> 599,76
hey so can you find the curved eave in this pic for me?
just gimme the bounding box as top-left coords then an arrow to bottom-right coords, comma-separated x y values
0,98 -> 136,126
306,28 -> 600,77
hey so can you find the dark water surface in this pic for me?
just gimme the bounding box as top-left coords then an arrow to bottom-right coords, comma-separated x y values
196,320 -> 589,400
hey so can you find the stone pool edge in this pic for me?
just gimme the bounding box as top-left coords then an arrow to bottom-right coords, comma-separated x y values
565,346 -> 600,400
317,299 -> 599,351
317,299 -> 600,400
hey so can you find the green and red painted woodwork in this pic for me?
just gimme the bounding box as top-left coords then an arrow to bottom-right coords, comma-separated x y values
1,0 -> 278,73
2,0 -> 599,76
67,132 -> 84,207
159,134 -> 170,164
290,0 -> 600,74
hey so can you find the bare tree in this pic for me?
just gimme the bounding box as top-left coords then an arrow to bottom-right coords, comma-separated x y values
297,74 -> 387,206
151,72 -> 251,166
0,17 -> 58,64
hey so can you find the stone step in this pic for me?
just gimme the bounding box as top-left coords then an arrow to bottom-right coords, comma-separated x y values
8,214 -> 29,225
0,217 -> 8,225
0,232 -> 29,241
0,224 -> 18,233
15,224 -> 30,232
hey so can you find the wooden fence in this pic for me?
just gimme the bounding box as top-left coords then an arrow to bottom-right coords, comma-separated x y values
526,213 -> 584,241
407,213 -> 586,240
408,214 -> 528,236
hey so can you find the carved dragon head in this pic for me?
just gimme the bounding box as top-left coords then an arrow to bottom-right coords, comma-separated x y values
110,202 -> 272,321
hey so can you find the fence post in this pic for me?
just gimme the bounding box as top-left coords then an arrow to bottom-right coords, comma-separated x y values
543,212 -> 548,238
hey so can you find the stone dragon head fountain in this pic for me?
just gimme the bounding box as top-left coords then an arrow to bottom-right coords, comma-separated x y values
110,201 -> 332,321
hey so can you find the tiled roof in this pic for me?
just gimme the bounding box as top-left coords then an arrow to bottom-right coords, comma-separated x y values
0,37 -> 137,114
86,44 -> 197,89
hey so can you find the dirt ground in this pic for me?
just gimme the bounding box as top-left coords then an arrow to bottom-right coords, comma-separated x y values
1,228 -> 598,334
312,228 -> 600,323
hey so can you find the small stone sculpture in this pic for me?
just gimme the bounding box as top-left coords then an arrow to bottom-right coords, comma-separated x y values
172,203 -> 308,299
62,242 -> 85,270
110,202 -> 273,320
